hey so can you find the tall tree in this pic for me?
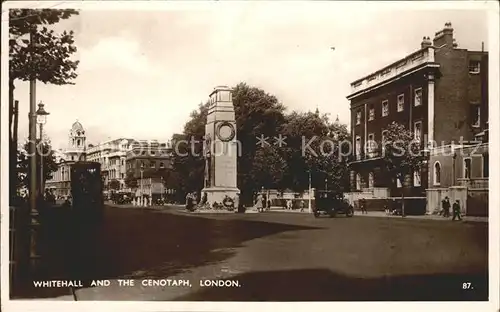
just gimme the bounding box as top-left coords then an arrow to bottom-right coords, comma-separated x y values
9,9 -> 80,201
108,179 -> 121,191
17,139 -> 58,192
232,83 -> 287,203
282,112 -> 350,196
170,83 -> 353,205
169,102 -> 210,198
381,121 -> 425,216
250,145 -> 288,191
124,169 -> 138,189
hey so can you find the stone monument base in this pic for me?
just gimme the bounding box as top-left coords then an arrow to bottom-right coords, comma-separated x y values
202,186 -> 240,208
191,209 -> 236,214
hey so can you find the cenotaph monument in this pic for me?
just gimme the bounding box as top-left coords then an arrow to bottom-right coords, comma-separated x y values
201,86 -> 240,209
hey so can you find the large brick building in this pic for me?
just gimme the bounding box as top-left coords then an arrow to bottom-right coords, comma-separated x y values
125,140 -> 173,178
347,22 -> 488,199
125,140 -> 174,198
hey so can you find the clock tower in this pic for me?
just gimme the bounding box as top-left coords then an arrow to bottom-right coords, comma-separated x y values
202,86 -> 240,209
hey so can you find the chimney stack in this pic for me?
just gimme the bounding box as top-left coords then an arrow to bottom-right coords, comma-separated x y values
433,22 -> 454,48
421,36 -> 432,49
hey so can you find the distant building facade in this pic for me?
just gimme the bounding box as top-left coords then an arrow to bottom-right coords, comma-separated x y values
346,22 -> 488,215
45,121 -> 88,197
86,138 -> 135,190
46,121 -> 176,197
125,140 -> 174,196
125,140 -> 173,177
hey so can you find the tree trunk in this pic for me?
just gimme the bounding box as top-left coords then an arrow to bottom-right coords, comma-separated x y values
9,79 -> 17,202
401,187 -> 405,217
400,176 -> 406,217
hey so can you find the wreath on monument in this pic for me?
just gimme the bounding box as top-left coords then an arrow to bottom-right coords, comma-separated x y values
216,121 -> 236,142
223,196 -> 235,210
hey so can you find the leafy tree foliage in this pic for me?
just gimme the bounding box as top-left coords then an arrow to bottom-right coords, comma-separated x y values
108,179 -> 121,191
381,121 -> 425,184
17,139 -> 58,191
232,83 -> 287,202
124,169 -> 138,189
381,121 -> 426,214
170,82 -> 351,204
282,111 -> 350,195
9,9 -> 80,201
9,9 -> 79,83
250,145 -> 287,191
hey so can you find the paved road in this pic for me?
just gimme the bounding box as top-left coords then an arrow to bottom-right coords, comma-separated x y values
17,204 -> 488,301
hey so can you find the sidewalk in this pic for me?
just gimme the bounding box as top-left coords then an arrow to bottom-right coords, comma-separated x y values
268,207 -> 487,222
269,206 -> 311,213
354,211 -> 488,222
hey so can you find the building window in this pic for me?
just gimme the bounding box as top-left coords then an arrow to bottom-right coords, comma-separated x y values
469,60 -> 480,74
471,104 -> 480,127
77,139 -> 81,147
150,162 -> 155,168
355,136 -> 362,160
413,170 -> 421,187
381,130 -> 388,155
367,133 -> 375,156
151,151 -> 156,156
483,154 -> 489,178
356,111 -> 361,125
382,100 -> 389,117
434,162 -> 441,186
369,105 -> 375,121
121,159 -> 124,166
414,88 -> 422,106
463,158 -> 472,179
397,94 -> 404,112
356,174 -> 361,191
368,172 -> 374,188
160,162 -> 165,168
414,121 -> 422,141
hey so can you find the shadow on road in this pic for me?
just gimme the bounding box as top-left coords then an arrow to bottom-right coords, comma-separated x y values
13,206 -> 320,299
173,268 -> 488,301
95,208 -> 320,280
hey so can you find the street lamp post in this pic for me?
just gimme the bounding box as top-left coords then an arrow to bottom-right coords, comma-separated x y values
36,102 -> 49,194
140,163 -> 144,206
308,171 -> 312,213
28,29 -> 40,272
325,178 -> 328,192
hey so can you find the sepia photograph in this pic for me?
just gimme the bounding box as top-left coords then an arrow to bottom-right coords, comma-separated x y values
1,1 -> 499,311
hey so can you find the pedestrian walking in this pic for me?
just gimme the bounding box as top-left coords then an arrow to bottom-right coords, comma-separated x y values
360,198 -> 367,214
255,194 -> 263,212
185,193 -> 194,211
442,196 -> 451,217
300,199 -> 306,212
452,199 -> 462,221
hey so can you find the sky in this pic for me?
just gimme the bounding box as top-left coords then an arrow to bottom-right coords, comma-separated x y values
9,2 -> 491,150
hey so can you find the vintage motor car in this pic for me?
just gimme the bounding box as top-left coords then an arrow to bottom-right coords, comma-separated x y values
313,190 -> 354,218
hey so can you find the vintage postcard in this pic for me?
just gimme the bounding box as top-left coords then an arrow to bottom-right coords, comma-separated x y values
1,1 -> 499,311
